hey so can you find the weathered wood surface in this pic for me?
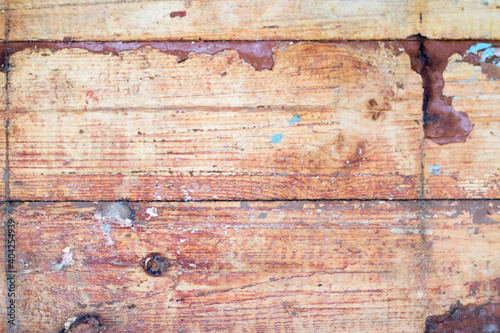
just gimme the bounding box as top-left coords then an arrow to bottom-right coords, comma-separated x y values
7,0 -> 500,41
420,0 -> 500,40
12,201 -> 426,332
8,42 -> 424,201
2,1 -> 500,331
423,52 -> 500,199
8,201 -> 500,332
424,201 -> 500,317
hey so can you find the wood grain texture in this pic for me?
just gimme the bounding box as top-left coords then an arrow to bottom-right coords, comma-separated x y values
424,53 -> 500,199
8,42 -> 423,201
7,0 -> 500,41
420,0 -> 500,40
0,3 -> 5,42
424,201 -> 500,316
12,201 -> 426,332
8,0 -> 420,41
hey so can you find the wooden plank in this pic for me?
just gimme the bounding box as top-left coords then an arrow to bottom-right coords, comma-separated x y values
424,201 -> 500,317
8,0 -> 500,41
8,42 -> 423,201
12,201 -> 426,332
423,50 -> 500,199
8,0 -> 420,41
420,0 -> 500,40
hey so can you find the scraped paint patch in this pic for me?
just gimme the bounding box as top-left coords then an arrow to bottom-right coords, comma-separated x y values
289,113 -> 301,125
95,202 -> 134,226
0,41 -> 277,72
425,301 -> 500,333
429,165 -> 441,175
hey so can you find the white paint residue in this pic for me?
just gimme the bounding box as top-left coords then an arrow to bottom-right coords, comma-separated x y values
391,228 -> 433,236
442,211 -> 456,217
52,247 -> 75,270
146,207 -> 159,220
98,222 -> 114,246
64,316 -> 78,331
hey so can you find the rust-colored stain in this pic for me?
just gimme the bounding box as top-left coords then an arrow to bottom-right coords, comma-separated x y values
425,301 -> 500,333
0,41 -> 277,71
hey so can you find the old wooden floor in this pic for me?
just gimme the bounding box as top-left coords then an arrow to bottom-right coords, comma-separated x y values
1,0 -> 500,332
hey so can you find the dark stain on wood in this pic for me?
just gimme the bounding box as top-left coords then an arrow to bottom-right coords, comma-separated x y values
60,314 -> 104,333
425,301 -> 500,333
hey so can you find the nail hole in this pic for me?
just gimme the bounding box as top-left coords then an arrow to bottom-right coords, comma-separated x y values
143,253 -> 170,276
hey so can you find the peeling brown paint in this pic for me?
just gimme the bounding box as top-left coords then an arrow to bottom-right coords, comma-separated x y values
425,301 -> 500,333
0,41 -> 277,71
401,36 -> 475,145
401,36 -> 500,145
61,314 -> 104,333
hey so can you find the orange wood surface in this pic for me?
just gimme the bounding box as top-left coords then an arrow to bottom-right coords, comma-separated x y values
1,1 -> 499,332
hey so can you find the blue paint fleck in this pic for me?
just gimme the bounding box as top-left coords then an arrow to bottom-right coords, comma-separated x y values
466,43 -> 492,54
430,165 -> 441,175
289,113 -> 301,125
459,75 -> 478,84
271,134 -> 283,144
